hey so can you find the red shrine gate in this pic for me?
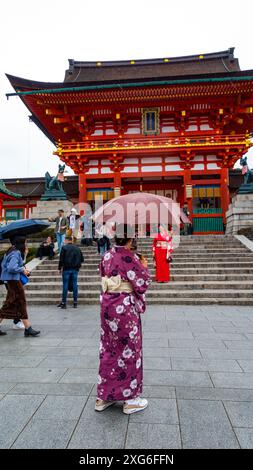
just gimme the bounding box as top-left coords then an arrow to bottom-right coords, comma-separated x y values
6,48 -> 253,233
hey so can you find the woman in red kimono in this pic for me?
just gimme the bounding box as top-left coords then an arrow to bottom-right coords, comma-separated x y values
153,225 -> 173,282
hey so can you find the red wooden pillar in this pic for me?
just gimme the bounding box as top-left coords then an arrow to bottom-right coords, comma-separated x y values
25,202 -> 30,219
114,171 -> 121,198
78,173 -> 87,215
0,198 -> 3,220
220,167 -> 230,224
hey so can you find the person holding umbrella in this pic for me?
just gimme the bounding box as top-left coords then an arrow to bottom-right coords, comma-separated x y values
95,224 -> 151,414
0,236 -> 40,337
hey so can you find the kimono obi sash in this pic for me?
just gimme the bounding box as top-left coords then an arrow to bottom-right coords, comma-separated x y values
102,275 -> 133,293
156,241 -> 169,248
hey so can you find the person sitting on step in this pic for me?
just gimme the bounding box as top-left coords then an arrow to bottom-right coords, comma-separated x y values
36,236 -> 55,260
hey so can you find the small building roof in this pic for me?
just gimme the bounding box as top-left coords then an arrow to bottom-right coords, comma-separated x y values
3,176 -> 78,198
0,180 -> 23,200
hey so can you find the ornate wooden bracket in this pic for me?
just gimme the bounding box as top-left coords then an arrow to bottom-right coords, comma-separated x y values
179,151 -> 195,169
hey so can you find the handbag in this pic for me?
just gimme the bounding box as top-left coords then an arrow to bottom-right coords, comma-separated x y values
166,251 -> 172,263
20,273 -> 29,285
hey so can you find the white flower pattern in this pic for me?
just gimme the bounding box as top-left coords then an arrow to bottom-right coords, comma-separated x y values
109,321 -> 118,332
127,270 -> 136,280
130,379 -> 137,389
122,347 -> 133,359
136,358 -> 141,369
123,296 -> 131,306
116,305 -> 124,314
118,359 -> 125,368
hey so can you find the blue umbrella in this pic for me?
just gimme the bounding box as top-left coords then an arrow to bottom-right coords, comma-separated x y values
0,219 -> 50,240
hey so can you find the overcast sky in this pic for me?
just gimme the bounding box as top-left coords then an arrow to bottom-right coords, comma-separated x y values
1,0 -> 253,179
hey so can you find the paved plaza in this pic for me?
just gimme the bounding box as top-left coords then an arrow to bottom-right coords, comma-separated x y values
1,304 -> 253,449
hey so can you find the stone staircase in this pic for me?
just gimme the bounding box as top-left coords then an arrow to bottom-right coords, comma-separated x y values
25,235 -> 253,305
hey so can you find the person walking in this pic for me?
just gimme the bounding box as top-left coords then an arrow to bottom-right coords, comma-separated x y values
95,224 -> 151,415
36,236 -> 55,260
152,225 -> 173,283
0,236 -> 40,337
57,236 -> 84,309
48,209 -> 68,253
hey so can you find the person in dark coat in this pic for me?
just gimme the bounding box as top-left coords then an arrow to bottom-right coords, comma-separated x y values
0,236 -> 40,337
96,223 -> 111,256
57,236 -> 84,309
182,202 -> 192,235
36,236 -> 55,260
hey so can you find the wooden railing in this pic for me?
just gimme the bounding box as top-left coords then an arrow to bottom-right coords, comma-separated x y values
55,134 -> 251,156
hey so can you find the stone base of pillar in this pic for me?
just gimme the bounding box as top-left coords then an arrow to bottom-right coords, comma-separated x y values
226,193 -> 253,234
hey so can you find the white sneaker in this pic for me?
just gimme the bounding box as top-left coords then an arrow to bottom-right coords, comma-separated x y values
123,397 -> 148,415
95,399 -> 116,412
13,321 -> 25,330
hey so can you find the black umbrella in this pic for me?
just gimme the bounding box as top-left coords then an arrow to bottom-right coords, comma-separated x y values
0,219 -> 50,240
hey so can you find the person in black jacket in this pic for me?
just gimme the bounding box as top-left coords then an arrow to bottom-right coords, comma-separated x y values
36,236 -> 55,260
57,236 -> 84,309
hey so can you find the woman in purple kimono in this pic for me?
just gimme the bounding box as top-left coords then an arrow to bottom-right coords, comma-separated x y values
95,226 -> 151,415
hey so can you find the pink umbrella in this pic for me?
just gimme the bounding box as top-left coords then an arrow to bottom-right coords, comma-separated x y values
93,192 -> 190,226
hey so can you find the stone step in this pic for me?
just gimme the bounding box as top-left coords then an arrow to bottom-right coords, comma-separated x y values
30,268 -> 253,278
25,234 -> 253,306
171,262 -> 253,267
29,273 -> 253,282
171,268 -> 253,273
25,282 -> 253,291
25,289 -> 253,299
37,254 -> 253,267
137,240 -> 242,244
34,261 -> 253,272
27,297 -> 253,305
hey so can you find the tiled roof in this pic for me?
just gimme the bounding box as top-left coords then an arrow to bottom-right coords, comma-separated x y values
64,48 -> 240,83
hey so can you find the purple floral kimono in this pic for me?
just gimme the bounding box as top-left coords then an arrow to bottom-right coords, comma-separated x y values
97,246 -> 151,401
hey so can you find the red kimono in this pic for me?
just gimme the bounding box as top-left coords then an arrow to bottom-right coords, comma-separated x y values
153,232 -> 173,282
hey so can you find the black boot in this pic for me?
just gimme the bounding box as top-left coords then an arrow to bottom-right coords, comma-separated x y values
57,302 -> 66,309
0,330 -> 7,336
73,302 -> 78,308
24,327 -> 40,337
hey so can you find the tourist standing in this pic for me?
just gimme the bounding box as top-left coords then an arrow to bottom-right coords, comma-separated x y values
80,208 -> 93,246
153,225 -> 173,282
182,202 -> 191,235
49,209 -> 68,253
58,236 -> 84,309
95,224 -> 151,414
96,223 -> 111,256
0,236 -> 40,337
67,208 -> 81,243
36,236 -> 55,260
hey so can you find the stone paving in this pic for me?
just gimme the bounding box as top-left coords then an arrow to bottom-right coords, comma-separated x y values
1,304 -> 253,449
